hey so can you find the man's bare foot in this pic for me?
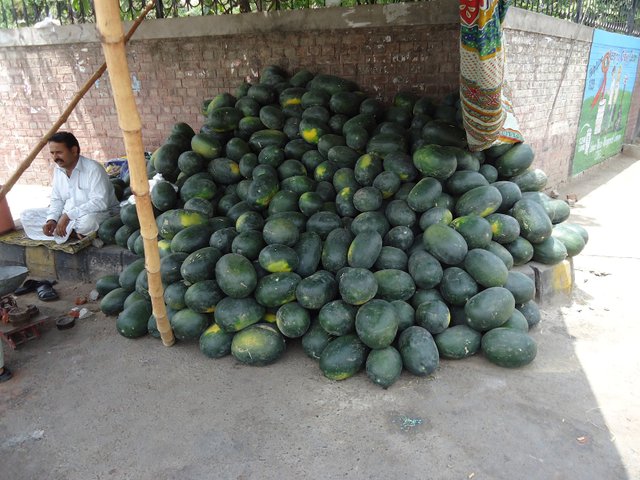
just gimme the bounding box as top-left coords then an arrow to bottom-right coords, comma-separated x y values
66,231 -> 85,241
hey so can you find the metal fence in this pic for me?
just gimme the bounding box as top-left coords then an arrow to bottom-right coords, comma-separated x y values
1,0 -> 639,35
0,0 -> 379,27
513,0 -> 640,35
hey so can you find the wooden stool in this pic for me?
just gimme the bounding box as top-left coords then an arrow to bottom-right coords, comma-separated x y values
0,315 -> 50,349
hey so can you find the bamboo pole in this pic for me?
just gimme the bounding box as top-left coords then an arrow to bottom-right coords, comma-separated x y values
0,1 -> 156,201
95,0 -> 174,347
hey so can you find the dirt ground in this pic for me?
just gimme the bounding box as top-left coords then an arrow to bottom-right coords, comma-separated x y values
1,153 -> 639,480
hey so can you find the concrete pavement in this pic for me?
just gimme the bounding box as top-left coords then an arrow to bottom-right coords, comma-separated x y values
0,151 -> 639,479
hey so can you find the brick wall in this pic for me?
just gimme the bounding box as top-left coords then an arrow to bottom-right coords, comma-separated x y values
0,43 -> 113,186
503,28 -> 592,188
0,18 -> 459,187
624,65 -> 640,143
0,4 -> 638,190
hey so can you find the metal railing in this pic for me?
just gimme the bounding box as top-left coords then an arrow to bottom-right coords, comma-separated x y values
1,0 -> 639,36
0,0 -> 386,27
512,0 -> 640,35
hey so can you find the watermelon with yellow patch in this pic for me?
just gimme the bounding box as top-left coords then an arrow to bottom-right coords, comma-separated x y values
199,323 -> 234,358
299,118 -> 330,144
231,323 -> 286,366
455,185 -> 503,218
319,334 -> 367,381
279,87 -> 307,108
156,209 -> 209,240
258,244 -> 300,273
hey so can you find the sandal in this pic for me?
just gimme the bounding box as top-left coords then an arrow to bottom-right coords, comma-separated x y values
0,367 -> 12,383
14,279 -> 57,296
14,279 -> 42,295
36,281 -> 59,302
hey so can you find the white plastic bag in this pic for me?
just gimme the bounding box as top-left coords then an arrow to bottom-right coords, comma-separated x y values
125,173 -> 177,206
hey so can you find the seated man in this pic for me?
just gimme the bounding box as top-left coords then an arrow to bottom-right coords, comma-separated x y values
21,132 -> 119,242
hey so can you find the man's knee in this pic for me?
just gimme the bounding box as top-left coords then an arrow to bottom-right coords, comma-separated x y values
75,213 -> 108,235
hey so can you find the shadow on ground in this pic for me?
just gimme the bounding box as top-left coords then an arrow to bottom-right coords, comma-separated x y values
558,150 -> 637,201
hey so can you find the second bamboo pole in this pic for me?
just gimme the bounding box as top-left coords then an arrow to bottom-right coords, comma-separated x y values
95,0 -> 174,346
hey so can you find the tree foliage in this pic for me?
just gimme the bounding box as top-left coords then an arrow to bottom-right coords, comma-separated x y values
1,0 -> 638,34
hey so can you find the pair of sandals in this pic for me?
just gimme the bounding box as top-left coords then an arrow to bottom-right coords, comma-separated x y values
14,279 -> 59,302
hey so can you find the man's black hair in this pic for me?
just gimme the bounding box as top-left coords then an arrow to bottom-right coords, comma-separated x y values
49,131 -> 80,151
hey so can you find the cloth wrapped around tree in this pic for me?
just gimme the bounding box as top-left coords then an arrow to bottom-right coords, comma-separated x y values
459,0 -> 524,151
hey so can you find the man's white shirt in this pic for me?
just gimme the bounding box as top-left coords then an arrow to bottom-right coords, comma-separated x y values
46,155 -> 119,222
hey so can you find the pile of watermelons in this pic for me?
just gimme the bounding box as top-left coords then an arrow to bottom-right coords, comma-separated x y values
95,65 -> 588,388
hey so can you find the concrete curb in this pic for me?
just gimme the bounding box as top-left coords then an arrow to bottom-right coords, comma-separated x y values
0,244 -> 139,283
530,258 -> 574,306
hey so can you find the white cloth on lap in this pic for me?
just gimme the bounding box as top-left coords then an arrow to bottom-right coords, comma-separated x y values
21,207 -> 112,243
21,207 -> 75,243
21,208 -> 52,241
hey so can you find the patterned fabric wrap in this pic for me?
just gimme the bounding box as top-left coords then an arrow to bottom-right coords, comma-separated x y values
460,0 -> 524,151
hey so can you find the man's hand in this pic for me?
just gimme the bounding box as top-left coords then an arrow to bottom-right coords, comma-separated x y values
54,214 -> 70,237
43,220 -> 57,236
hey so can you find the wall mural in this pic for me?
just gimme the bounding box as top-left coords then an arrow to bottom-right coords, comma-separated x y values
573,30 -> 640,175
